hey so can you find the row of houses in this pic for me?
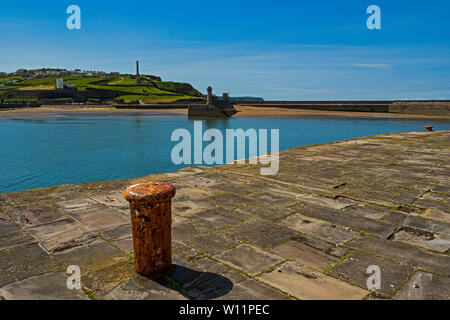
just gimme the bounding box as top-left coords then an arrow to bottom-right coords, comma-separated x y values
5,68 -> 120,79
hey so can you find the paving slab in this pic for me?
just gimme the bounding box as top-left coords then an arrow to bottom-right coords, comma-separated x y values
391,227 -> 450,253
393,271 -> 450,300
100,224 -> 132,241
227,218 -> 296,249
7,203 -> 66,228
172,240 -> 201,262
9,185 -> 86,205
299,194 -> 354,210
215,244 -> 285,276
56,198 -> 98,213
0,243 -> 60,287
27,219 -> 97,253
258,262 -> 369,300
81,261 -> 137,298
328,251 -> 415,297
273,234 -> 351,270
187,208 -> 251,230
173,220 -> 239,255
0,271 -> 89,300
89,192 -> 129,213
402,215 -> 450,235
0,219 -> 35,250
0,194 -> 15,207
54,240 -> 128,275
237,203 -> 293,221
341,203 -> 388,220
413,198 -> 449,212
206,193 -> 257,211
172,198 -> 215,217
292,202 -> 396,238
105,276 -> 186,300
278,213 -> 358,245
250,192 -> 297,207
217,279 -> 289,300
380,211 -> 408,225
345,236 -> 450,276
67,205 -> 130,232
169,260 -> 230,291
187,270 -> 247,300
421,208 -> 450,223
112,238 -> 134,254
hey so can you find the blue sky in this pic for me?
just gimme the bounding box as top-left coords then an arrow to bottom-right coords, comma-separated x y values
1,0 -> 449,100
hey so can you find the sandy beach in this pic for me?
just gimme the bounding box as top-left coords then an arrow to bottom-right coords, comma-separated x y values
0,105 -> 449,120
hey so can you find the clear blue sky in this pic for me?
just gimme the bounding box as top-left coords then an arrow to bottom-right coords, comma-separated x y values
1,0 -> 449,100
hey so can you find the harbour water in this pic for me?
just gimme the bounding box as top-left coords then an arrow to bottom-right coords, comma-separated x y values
1,115 -> 449,193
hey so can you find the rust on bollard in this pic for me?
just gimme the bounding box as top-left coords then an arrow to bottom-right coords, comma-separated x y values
124,182 -> 176,279
425,126 -> 433,132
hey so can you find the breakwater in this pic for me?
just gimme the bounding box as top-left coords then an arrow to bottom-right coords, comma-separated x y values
235,100 -> 450,116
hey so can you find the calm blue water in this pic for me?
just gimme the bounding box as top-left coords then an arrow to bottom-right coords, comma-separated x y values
0,115 -> 449,193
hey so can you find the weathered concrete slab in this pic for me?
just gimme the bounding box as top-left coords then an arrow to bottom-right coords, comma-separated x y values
56,198 -> 98,213
81,261 -> 137,299
278,213 -> 358,245
402,215 -> 450,235
187,270 -> 248,300
421,208 -> 450,223
100,224 -> 132,241
227,218 -> 296,249
328,251 -> 415,297
66,205 -> 130,232
0,219 -> 35,250
0,243 -> 60,287
187,208 -> 251,230
273,234 -> 351,270
0,194 -> 15,207
217,279 -> 289,300
173,220 -> 239,255
169,258 -> 230,291
393,271 -> 450,300
391,227 -> 450,253
113,238 -> 134,254
345,236 -> 450,276
215,244 -> 285,276
292,202 -> 396,238
54,240 -> 128,275
89,192 -> 129,213
8,184 -> 86,205
27,219 -> 97,252
341,203 -> 388,220
258,262 -> 369,300
0,271 -> 89,300
7,204 -> 66,228
105,276 -> 186,300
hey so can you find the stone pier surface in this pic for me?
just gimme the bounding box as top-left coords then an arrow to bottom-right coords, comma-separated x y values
0,131 -> 449,300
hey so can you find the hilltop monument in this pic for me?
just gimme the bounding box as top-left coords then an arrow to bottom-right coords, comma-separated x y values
188,86 -> 237,118
136,61 -> 140,82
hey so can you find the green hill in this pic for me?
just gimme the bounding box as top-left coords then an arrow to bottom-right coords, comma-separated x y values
0,74 -> 204,104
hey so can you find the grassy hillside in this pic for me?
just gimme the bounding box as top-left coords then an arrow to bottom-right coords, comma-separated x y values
0,74 -> 204,104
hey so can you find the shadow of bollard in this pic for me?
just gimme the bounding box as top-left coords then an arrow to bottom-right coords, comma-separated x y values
157,264 -> 234,300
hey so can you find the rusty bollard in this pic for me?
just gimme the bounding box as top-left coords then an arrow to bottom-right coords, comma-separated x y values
425,126 -> 433,132
124,182 -> 176,278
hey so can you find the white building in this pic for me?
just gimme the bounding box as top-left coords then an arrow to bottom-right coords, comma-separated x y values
56,78 -> 64,90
